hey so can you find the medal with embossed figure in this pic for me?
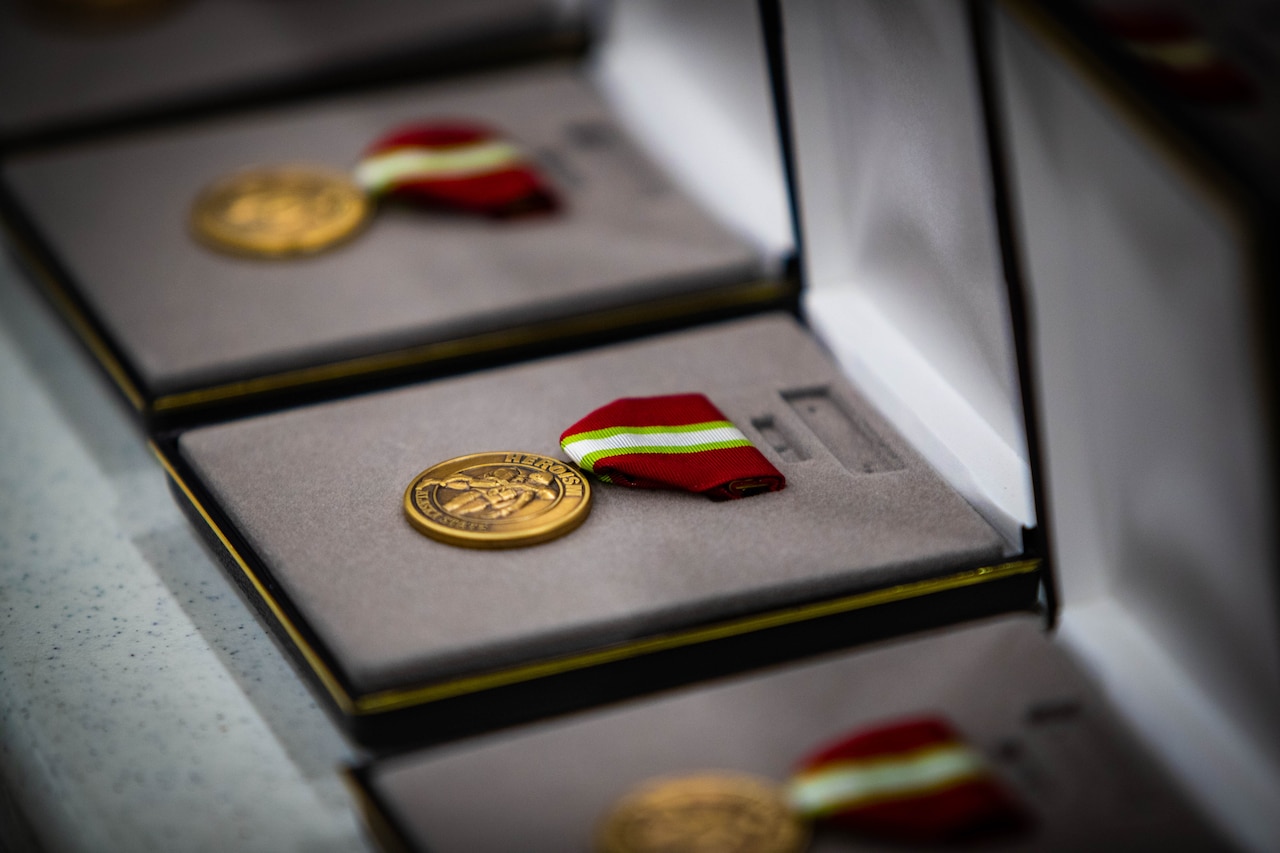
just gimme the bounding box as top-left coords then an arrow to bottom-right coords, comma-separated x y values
404,452 -> 590,548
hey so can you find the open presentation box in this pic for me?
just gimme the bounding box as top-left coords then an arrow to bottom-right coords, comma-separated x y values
346,615 -> 1229,852
152,0 -> 1047,747
0,0 -> 795,428
344,0 -> 1280,848
0,0 -> 584,150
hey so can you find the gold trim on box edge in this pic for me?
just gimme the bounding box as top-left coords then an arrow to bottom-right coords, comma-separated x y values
152,440 -> 357,712
1,220 -> 147,410
340,769 -> 416,853
358,558 -> 1042,714
150,277 -> 795,412
0,214 -> 792,418
151,440 -> 1042,717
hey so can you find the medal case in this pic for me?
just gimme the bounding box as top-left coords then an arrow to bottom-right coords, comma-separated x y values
158,312 -> 1036,746
346,615 -> 1229,852
0,0 -> 584,150
0,1 -> 794,428
343,1 -> 1280,847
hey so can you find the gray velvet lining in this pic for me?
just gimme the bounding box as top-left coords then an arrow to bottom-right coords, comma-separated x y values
3,63 -> 760,395
368,615 -> 1225,852
179,315 -> 1007,695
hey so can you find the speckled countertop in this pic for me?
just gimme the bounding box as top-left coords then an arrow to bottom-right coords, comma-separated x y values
0,248 -> 374,852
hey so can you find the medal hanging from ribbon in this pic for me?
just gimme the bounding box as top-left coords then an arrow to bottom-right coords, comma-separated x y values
191,121 -> 559,258
560,394 -> 785,501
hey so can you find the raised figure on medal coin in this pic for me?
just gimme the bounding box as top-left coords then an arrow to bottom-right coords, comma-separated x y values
224,177 -> 345,236
404,452 -> 590,548
421,467 -> 557,520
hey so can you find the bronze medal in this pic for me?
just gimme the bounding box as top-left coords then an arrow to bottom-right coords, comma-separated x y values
190,165 -> 370,258
597,773 -> 808,853
404,452 -> 591,549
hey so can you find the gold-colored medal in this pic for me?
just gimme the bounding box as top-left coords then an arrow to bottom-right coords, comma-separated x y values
404,452 -> 591,549
597,773 -> 808,853
189,165 -> 371,258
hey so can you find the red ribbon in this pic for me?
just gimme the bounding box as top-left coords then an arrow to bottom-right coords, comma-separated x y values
560,394 -> 785,501
788,716 -> 1032,843
357,122 -> 559,218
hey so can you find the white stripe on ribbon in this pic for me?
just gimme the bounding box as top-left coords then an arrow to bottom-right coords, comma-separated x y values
561,425 -> 747,466
787,745 -> 986,816
354,140 -> 524,193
